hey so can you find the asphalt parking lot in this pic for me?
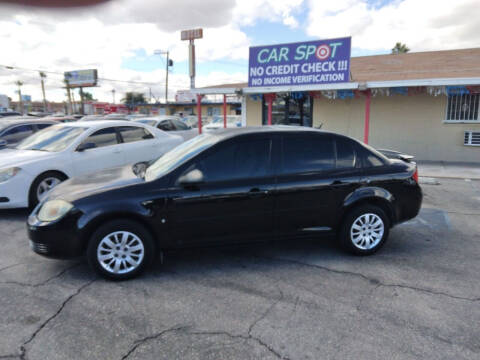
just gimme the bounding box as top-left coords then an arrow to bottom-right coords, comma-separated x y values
0,178 -> 479,360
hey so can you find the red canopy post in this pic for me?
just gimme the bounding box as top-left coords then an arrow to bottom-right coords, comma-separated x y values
264,93 -> 276,126
363,89 -> 371,144
223,94 -> 227,128
196,94 -> 203,134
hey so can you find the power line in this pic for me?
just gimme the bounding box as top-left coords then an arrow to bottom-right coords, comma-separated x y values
0,64 -> 170,86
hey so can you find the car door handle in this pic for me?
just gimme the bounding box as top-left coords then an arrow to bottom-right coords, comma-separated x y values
113,149 -> 121,154
248,188 -> 269,197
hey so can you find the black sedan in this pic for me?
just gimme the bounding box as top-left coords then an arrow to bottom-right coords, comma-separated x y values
28,126 -> 422,280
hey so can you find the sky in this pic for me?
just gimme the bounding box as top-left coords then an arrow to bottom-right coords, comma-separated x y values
0,0 -> 479,104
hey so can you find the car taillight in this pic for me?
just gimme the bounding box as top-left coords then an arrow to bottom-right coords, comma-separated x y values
412,167 -> 419,183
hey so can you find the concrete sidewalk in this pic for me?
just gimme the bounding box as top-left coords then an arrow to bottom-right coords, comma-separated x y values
417,161 -> 480,180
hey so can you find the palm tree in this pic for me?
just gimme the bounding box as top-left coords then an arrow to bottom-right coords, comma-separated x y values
391,42 -> 410,54
122,92 -> 146,110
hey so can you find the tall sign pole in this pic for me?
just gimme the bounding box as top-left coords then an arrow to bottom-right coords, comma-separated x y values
181,28 -> 203,89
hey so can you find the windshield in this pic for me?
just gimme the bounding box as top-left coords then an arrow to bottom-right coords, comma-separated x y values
16,125 -> 86,152
145,134 -> 219,181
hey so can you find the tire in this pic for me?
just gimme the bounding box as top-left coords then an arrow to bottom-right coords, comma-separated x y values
29,171 -> 68,208
87,219 -> 155,280
339,205 -> 390,255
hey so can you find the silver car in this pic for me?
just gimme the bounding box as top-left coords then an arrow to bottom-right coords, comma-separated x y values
134,116 -> 198,141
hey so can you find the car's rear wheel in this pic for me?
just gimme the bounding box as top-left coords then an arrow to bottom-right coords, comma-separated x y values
29,171 -> 67,208
87,220 -> 155,280
339,205 -> 389,255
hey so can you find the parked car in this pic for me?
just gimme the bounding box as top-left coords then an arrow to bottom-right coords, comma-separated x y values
183,115 -> 210,129
79,115 -> 103,121
42,115 -> 77,123
134,116 -> 198,141
0,120 -> 183,209
203,115 -> 242,131
102,113 -> 129,120
0,119 -> 57,149
28,126 -> 422,280
0,111 -> 22,118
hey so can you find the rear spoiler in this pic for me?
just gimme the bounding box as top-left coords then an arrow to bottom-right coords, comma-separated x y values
377,149 -> 415,163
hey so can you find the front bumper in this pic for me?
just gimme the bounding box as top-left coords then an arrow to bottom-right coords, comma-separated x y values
27,210 -> 85,259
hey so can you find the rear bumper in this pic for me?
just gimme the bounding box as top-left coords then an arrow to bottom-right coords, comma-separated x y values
395,184 -> 423,225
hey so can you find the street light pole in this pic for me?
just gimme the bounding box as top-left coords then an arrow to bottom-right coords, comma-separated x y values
39,72 -> 47,113
15,81 -> 23,114
111,89 -> 116,104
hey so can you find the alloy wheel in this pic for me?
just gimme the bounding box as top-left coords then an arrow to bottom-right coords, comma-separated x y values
350,213 -> 384,250
97,231 -> 145,275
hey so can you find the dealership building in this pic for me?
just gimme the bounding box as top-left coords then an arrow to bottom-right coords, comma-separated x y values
195,45 -> 480,163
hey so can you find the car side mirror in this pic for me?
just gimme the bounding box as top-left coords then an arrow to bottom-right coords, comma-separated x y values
178,169 -> 204,186
77,142 -> 96,152
0,140 -> 7,149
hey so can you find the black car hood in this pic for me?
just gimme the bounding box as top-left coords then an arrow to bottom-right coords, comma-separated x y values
47,165 -> 144,203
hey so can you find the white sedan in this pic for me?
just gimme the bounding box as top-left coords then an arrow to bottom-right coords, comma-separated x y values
134,116 -> 198,141
203,115 -> 242,132
0,120 -> 183,208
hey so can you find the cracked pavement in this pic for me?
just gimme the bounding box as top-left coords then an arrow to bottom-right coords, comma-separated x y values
0,178 -> 479,359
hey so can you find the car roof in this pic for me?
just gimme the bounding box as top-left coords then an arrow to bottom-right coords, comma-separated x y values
209,125 -> 329,138
64,120 -> 155,131
0,118 -> 57,129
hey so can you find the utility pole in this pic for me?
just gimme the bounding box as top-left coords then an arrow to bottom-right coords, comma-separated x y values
111,89 -> 116,104
64,79 -> 73,115
15,81 -> 23,114
165,51 -> 170,104
39,72 -> 47,113
79,87 -> 85,115
154,50 -> 174,104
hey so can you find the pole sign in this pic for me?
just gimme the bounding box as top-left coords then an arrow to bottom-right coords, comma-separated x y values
181,28 -> 203,41
248,37 -> 351,87
64,69 -> 98,88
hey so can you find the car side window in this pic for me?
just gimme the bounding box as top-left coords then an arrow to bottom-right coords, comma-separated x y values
193,138 -> 271,182
171,119 -> 189,130
335,137 -> 356,169
81,127 -> 118,148
36,123 -> 53,130
1,125 -> 34,143
281,135 -> 335,175
118,126 -> 154,143
158,120 -> 174,131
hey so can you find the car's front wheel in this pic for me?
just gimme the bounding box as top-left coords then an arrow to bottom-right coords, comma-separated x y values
87,220 -> 155,280
29,171 -> 67,208
339,205 -> 390,255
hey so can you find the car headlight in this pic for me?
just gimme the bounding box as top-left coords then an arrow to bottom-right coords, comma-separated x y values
37,200 -> 73,222
0,167 -> 20,183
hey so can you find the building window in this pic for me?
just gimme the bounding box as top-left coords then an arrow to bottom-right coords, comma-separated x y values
446,94 -> 479,122
262,94 -> 313,127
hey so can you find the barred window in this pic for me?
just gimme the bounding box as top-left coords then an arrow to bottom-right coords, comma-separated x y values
446,94 -> 479,121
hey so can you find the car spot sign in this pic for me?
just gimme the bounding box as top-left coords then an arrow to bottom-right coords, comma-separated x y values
248,37 -> 351,87
64,69 -> 98,88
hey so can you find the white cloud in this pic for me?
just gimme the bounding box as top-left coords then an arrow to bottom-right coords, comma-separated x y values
233,0 -> 304,28
306,0 -> 480,51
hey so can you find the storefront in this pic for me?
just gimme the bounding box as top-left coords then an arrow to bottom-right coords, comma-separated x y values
194,44 -> 480,163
